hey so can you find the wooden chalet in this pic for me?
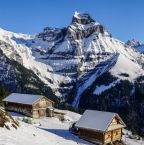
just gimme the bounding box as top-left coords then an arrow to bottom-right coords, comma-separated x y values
3,93 -> 55,118
75,110 -> 126,145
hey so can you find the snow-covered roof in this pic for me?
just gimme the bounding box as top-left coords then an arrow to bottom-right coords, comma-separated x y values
3,93 -> 45,105
75,110 -> 125,132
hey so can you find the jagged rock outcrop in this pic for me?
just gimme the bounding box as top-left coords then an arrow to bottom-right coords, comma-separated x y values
0,108 -> 19,129
126,39 -> 144,53
126,39 -> 141,47
68,12 -> 108,40
37,27 -> 67,51
72,12 -> 95,25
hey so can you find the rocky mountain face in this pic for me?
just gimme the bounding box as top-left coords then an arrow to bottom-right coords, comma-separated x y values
0,12 -> 144,135
0,108 -> 19,129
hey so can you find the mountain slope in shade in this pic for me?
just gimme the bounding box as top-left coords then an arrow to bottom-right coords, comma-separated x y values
0,48 -> 56,102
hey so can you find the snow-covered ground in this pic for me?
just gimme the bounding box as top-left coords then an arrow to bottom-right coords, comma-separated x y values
93,80 -> 119,95
0,110 -> 92,145
122,129 -> 144,145
110,54 -> 144,81
0,110 -> 143,145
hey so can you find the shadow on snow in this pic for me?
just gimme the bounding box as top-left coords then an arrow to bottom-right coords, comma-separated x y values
39,128 -> 90,144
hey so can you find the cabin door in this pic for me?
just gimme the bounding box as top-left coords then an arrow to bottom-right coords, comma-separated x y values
46,108 -> 54,117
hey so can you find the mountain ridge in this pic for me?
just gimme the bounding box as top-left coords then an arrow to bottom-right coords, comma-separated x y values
126,39 -> 144,53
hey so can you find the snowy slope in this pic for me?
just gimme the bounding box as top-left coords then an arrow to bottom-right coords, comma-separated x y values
0,110 -> 92,145
110,54 -> 144,80
93,80 -> 119,95
0,28 -> 70,97
0,110 -> 143,145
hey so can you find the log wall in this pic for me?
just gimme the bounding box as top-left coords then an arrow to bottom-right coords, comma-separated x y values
5,102 -> 32,117
78,128 -> 104,144
78,128 -> 122,144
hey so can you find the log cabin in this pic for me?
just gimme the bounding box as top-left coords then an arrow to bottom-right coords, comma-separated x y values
75,110 -> 126,145
3,93 -> 55,118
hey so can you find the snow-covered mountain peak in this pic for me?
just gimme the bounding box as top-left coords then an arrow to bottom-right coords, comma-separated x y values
69,12 -> 109,40
72,11 -> 95,25
126,39 -> 141,47
126,39 -> 144,53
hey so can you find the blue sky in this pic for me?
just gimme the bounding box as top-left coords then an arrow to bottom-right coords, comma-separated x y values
0,0 -> 144,42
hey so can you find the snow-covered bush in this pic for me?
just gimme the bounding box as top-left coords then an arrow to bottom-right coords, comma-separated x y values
22,117 -> 33,124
